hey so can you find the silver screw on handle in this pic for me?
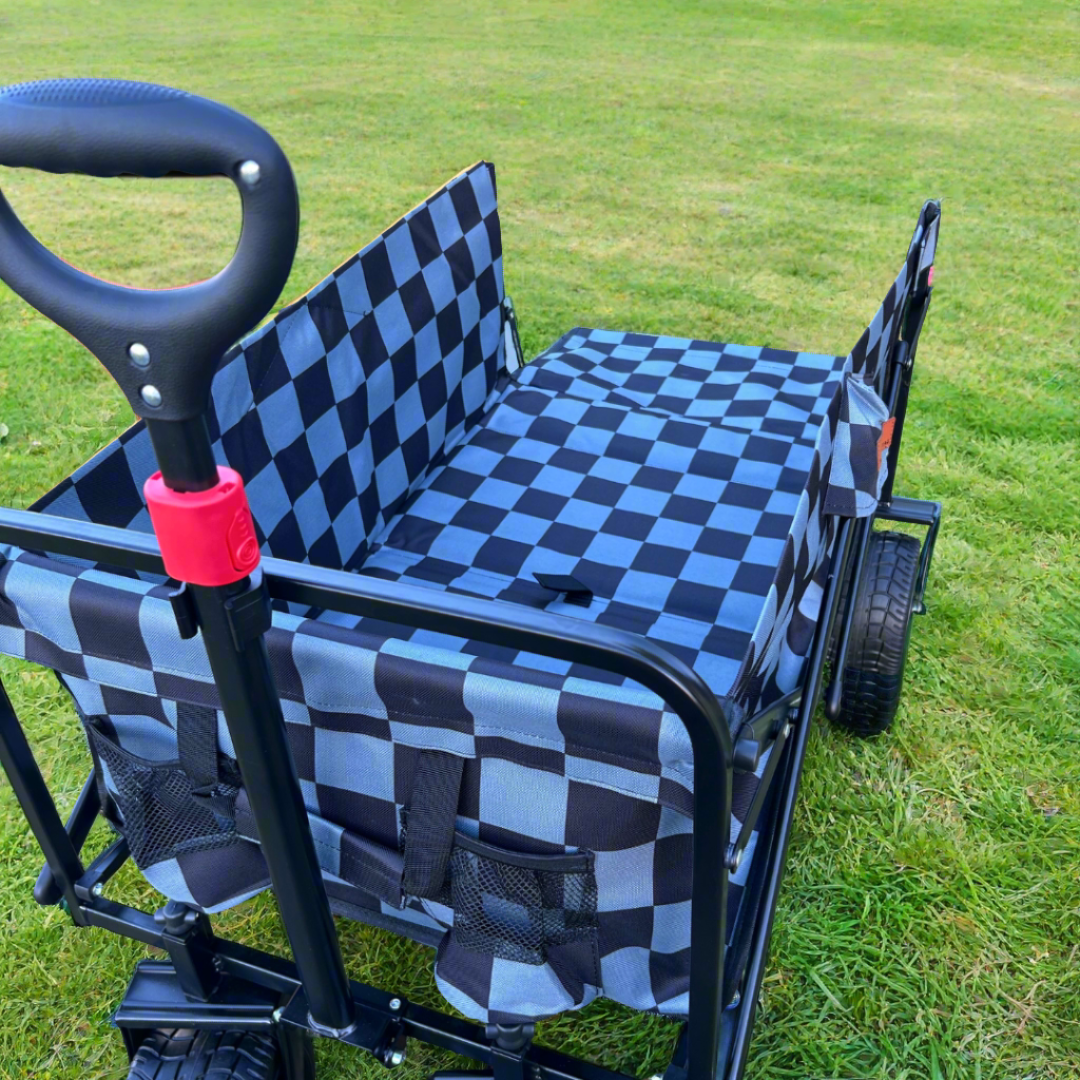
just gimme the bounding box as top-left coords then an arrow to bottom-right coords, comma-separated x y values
238,159 -> 261,188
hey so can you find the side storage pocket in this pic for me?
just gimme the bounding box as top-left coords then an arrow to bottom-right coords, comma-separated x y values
433,833 -> 601,1021
84,715 -> 241,870
823,372 -> 894,518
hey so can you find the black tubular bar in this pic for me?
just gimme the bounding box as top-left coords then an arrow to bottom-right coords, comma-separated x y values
74,835 -> 131,900
728,719 -> 792,865
0,503 -> 734,1079
882,305 -> 935,506
83,894 -> 163,947
0,506 -> 737,746
727,516 -> 857,1075
145,416 -> 220,493
34,767 -> 100,905
0,504 -> 165,572
879,496 -> 942,615
0,675 -> 89,923
881,201 -> 938,508
142,415 -> 357,1036
188,575 -> 356,1034
878,339 -> 910,510
823,515 -> 874,721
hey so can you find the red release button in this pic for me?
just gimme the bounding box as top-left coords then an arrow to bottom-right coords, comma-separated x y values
144,466 -> 262,587
227,507 -> 260,573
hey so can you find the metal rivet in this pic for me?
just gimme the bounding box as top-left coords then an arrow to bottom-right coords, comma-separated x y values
726,845 -> 743,872
140,385 -> 162,408
389,997 -> 402,1011
91,882 -> 104,897
128,342 -> 150,368
782,722 -> 793,740
238,160 -> 261,187
388,1051 -> 405,1068
272,1007 -> 284,1023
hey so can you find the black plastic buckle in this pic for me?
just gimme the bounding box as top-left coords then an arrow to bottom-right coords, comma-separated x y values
224,568 -> 273,649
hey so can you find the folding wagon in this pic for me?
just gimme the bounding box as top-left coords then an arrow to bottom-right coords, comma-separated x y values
0,81 -> 942,1080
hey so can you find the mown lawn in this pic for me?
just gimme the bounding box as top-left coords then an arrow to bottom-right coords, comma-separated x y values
0,2 -> 1077,1077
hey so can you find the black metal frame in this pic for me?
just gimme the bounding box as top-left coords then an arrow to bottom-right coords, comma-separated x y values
0,211 -> 942,1080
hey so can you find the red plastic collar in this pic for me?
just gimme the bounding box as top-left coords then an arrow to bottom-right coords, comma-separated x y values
144,466 -> 261,587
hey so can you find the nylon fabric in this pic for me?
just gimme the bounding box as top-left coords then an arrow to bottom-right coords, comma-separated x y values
403,750 -> 465,899
176,700 -> 220,796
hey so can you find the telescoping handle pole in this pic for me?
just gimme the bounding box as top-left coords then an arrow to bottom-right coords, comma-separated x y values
0,79 -> 355,1033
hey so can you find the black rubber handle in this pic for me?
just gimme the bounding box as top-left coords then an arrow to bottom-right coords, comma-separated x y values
0,79 -> 299,421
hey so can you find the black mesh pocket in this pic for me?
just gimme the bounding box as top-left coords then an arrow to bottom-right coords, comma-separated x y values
86,717 -> 241,870
448,834 -> 598,968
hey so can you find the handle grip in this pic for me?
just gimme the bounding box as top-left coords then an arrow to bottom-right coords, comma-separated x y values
0,78 -> 299,421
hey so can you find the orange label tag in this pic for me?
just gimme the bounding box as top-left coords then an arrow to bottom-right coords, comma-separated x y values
877,418 -> 896,470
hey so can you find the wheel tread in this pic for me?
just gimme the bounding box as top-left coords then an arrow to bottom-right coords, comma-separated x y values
127,1029 -> 278,1080
834,531 -> 921,737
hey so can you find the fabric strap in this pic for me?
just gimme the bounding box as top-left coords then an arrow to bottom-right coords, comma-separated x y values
403,750 -> 465,899
176,701 -> 220,797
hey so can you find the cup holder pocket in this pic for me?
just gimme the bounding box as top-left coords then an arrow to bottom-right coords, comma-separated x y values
85,716 -> 241,870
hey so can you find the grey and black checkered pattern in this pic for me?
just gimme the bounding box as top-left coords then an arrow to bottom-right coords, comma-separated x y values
821,373 -> 892,518
38,161 -> 506,574
0,173 -> 939,1023
0,546 -> 767,1017
358,342 -> 827,699
516,331 -> 847,442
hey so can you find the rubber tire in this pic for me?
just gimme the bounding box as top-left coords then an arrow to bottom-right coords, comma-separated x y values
127,1029 -> 279,1080
832,531 -> 921,737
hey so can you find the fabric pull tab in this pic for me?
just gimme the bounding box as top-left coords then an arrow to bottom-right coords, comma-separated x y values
876,417 -> 896,470
533,572 -> 593,607
403,750 -> 465,899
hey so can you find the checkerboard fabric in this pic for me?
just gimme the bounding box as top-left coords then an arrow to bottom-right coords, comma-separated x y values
515,331 -> 848,443
36,160 -> 506,574
0,545 -> 767,1019
358,347 -> 830,702
821,373 -> 892,519
0,177 -> 939,1023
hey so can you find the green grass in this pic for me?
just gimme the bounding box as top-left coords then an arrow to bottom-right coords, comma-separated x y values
0,1 -> 1077,1076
